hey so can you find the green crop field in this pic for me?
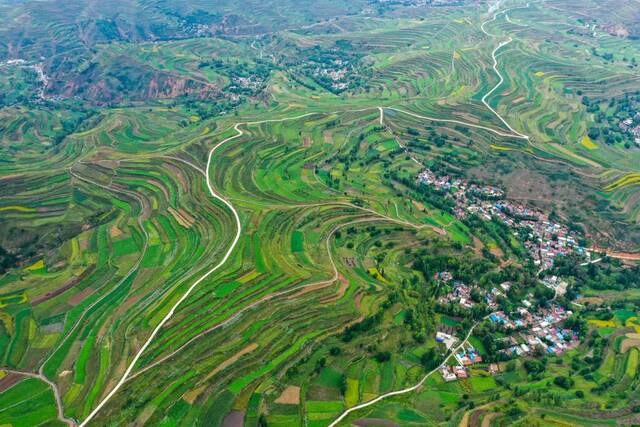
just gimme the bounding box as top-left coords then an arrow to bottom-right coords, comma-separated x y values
0,0 -> 639,425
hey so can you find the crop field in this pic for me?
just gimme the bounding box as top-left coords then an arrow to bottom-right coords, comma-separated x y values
1,0 -> 640,425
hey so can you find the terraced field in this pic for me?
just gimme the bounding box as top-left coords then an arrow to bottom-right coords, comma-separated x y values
1,0 -> 639,425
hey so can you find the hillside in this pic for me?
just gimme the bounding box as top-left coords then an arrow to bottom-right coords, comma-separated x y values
0,0 -> 639,426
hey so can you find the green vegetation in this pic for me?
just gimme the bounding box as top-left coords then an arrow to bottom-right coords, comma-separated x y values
0,0 -> 639,425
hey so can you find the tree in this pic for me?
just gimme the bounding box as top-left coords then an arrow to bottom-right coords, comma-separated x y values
339,374 -> 347,395
375,351 -> 391,362
554,375 -> 574,390
420,348 -> 439,370
524,359 -> 546,375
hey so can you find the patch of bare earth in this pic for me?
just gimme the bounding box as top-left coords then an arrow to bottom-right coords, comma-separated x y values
621,335 -> 640,353
68,287 -> 95,306
320,274 -> 350,303
576,296 -> 604,306
31,265 -> 96,306
110,225 -> 123,238
481,413 -> 500,427
287,282 -> 333,300
323,131 -> 334,144
222,411 -> 245,427
0,372 -> 23,392
168,207 -> 195,228
452,111 -> 480,124
275,385 -> 301,405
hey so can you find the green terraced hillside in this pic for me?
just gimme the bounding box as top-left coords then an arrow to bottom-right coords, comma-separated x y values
0,0 -> 639,426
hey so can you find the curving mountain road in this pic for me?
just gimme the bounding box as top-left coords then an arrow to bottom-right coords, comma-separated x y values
328,4 -> 531,424
77,102 -> 527,423
327,322 -> 481,427
480,3 -> 531,140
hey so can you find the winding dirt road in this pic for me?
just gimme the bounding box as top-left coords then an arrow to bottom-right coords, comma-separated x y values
328,4 -> 531,425
3,369 -> 76,426
80,113 -> 321,425
18,51 -> 530,424
480,3 -> 531,140
79,122 -> 250,426
327,322 -> 480,427
77,103 -> 523,424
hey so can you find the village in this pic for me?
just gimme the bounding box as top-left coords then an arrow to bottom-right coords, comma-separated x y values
417,168 -> 587,273
312,62 -> 350,92
619,112 -> 640,146
417,169 -> 583,383
435,275 -> 579,382
0,58 -> 52,104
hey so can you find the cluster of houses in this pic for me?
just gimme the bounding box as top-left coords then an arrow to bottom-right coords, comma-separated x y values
420,170 -> 586,384
489,303 -> 579,357
441,364 -> 469,381
313,60 -> 350,91
541,275 -> 569,297
437,275 -> 512,310
417,168 -> 586,272
466,199 -> 583,273
313,65 -> 349,91
1,58 -> 50,103
437,280 -> 475,309
620,113 -> 640,146
437,302 -> 578,383
417,169 -> 504,200
435,330 -> 472,381
520,217 -> 584,272
455,346 -> 483,366
231,76 -> 264,91
439,344 -> 493,382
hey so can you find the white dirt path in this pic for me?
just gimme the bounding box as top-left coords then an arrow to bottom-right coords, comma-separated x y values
328,322 -> 480,427
77,102 -> 528,423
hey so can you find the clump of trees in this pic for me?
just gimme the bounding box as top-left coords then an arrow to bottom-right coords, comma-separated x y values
0,246 -> 18,274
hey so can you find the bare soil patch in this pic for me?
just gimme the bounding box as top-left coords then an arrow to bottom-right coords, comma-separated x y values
165,163 -> 188,189
32,265 -> 96,306
68,287 -> 95,306
576,296 -> 604,306
203,344 -> 257,383
452,111 -> 480,124
621,338 -> 640,353
481,413 -> 500,427
323,131 -> 334,144
182,344 -> 257,403
148,178 -> 170,201
0,372 -> 23,392
168,207 -> 194,228
344,257 -> 357,268
110,225 -> 123,238
320,274 -> 350,303
275,385 -> 301,405
178,208 -> 196,225
222,411 -> 245,427
287,282 -> 333,300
